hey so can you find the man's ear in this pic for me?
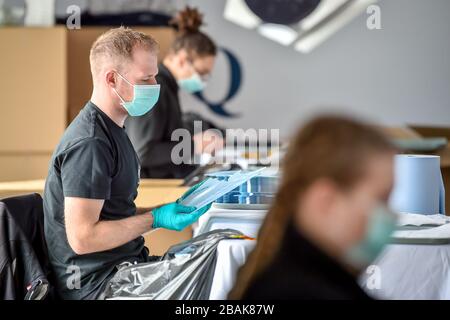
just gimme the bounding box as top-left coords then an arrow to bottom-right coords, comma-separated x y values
105,70 -> 116,88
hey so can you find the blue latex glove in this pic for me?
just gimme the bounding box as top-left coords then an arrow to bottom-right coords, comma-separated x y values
151,202 -> 212,231
177,179 -> 209,203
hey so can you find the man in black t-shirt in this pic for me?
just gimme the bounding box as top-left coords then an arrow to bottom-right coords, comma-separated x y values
43,27 -> 209,300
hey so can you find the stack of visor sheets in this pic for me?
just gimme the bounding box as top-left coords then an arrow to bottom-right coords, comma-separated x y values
205,170 -> 279,205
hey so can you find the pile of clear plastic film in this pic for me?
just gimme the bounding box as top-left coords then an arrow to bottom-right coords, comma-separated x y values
207,169 -> 279,205
182,168 -> 279,208
179,168 -> 268,209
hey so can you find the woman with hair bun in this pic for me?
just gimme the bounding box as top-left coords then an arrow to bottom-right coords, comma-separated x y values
125,7 -> 223,179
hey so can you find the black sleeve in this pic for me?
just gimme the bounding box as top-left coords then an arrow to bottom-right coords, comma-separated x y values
126,85 -> 189,168
60,138 -> 114,199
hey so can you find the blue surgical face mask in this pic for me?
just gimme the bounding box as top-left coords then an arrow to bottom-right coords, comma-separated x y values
113,72 -> 160,117
177,72 -> 206,94
344,204 -> 397,269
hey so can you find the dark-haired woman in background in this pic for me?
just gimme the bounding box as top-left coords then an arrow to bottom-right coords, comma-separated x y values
125,7 -> 224,179
228,116 -> 398,300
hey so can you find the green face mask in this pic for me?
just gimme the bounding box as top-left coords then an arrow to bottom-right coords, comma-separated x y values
344,204 -> 397,269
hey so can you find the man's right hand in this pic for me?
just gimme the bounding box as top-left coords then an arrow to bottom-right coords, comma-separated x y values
151,202 -> 211,231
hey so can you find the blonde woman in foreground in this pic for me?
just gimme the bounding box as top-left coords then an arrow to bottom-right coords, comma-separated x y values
229,115 -> 397,300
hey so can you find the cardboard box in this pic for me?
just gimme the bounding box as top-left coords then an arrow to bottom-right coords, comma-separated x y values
0,27 -> 175,182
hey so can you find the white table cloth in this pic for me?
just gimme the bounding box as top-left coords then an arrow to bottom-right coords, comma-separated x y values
209,239 -> 256,300
360,243 -> 450,299
209,239 -> 450,300
200,207 -> 450,300
194,206 -> 267,238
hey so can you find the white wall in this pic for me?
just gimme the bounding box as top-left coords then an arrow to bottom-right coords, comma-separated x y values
179,0 -> 450,138
52,0 -> 450,137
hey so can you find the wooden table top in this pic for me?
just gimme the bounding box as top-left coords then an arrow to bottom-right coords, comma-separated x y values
0,178 -> 184,191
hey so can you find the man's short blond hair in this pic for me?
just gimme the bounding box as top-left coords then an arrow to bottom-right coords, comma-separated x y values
89,26 -> 159,79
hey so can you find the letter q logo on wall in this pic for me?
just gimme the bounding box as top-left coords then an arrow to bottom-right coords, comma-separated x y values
193,47 -> 242,118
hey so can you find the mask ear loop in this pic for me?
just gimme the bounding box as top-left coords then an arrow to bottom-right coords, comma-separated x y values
187,60 -> 209,84
113,87 -> 126,105
116,72 -> 134,86
113,71 -> 133,104
185,57 -> 198,77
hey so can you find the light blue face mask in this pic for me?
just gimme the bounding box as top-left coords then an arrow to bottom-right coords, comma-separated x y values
113,72 -> 160,117
344,204 -> 397,269
177,72 -> 206,94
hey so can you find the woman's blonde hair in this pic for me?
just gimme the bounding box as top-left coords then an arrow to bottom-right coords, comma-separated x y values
228,115 -> 396,299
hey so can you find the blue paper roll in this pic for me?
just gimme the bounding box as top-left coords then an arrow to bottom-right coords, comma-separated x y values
389,155 -> 446,215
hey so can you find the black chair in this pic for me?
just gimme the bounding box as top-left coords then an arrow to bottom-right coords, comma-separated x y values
0,193 -> 53,300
